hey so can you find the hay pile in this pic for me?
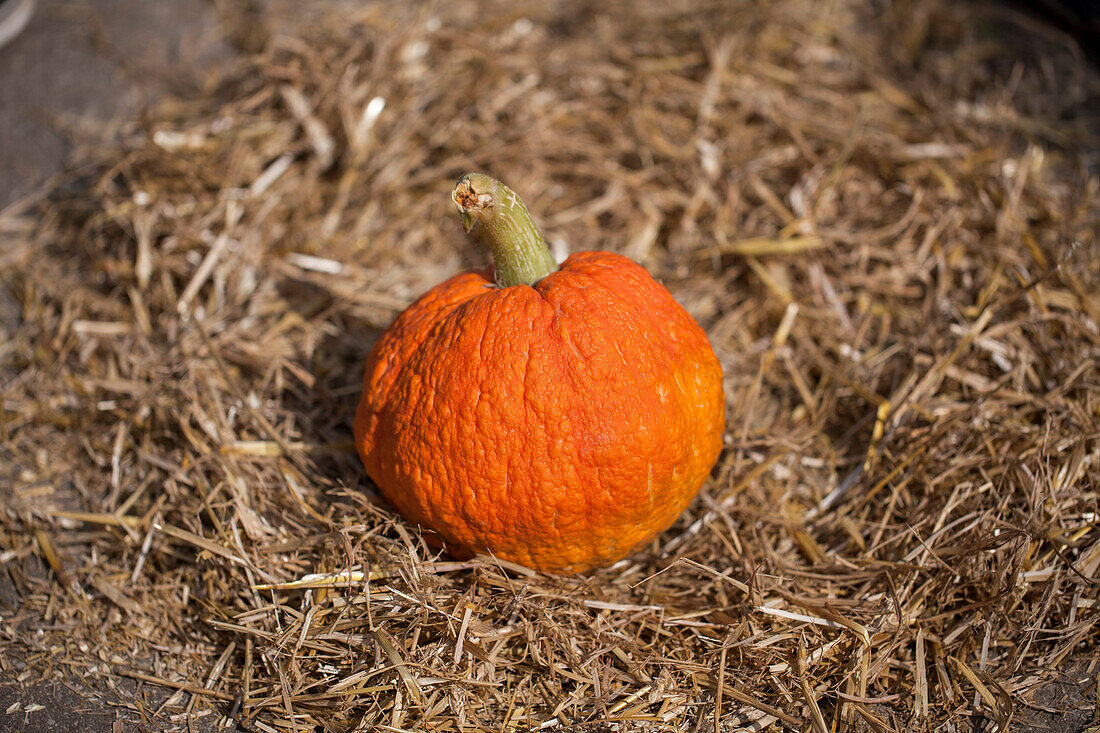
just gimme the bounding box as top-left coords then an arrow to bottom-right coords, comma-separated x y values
1,0 -> 1098,730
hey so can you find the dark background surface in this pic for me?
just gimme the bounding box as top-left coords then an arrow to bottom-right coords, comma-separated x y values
0,0 -> 228,211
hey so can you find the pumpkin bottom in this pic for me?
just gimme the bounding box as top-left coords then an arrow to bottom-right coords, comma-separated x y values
361,410 -> 722,574
370,482 -> 701,573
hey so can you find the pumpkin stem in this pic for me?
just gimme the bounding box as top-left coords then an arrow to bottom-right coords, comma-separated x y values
451,173 -> 559,287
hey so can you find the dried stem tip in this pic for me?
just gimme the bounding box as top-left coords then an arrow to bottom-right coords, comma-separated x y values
451,176 -> 494,232
451,173 -> 559,288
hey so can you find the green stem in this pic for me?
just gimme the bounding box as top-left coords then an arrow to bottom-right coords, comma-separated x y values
451,173 -> 558,287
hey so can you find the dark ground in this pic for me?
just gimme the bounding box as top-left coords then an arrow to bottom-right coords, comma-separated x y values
0,0 -> 227,210
0,682 -> 116,732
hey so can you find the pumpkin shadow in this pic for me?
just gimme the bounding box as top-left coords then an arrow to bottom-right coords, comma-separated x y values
265,276 -> 384,506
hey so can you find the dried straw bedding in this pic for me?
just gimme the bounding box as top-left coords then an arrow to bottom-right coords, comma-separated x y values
0,0 -> 1097,731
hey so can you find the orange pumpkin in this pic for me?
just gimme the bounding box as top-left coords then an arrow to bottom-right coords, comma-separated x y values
354,173 -> 725,573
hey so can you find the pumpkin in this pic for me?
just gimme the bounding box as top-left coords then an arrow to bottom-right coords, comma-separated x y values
354,173 -> 725,573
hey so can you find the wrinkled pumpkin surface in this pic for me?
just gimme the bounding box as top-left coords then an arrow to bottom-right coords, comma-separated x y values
354,250 -> 725,573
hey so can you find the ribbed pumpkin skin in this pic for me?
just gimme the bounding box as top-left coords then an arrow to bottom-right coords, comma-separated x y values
354,251 -> 725,573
